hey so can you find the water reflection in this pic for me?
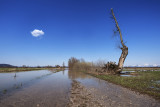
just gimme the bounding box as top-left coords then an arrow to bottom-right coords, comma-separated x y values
0,69 -> 71,107
68,69 -> 91,80
121,71 -> 135,74
120,75 -> 135,77
156,80 -> 160,84
68,69 -> 106,88
0,70 -> 52,94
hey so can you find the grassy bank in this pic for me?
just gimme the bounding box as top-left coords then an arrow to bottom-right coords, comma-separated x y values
0,67 -> 53,72
86,71 -> 160,100
123,67 -> 160,71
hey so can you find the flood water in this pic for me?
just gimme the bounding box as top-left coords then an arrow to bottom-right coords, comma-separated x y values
0,69 -> 93,106
0,69 -> 159,107
0,70 -> 52,93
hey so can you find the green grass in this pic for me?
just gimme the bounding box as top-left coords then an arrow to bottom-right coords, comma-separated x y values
87,71 -> 160,100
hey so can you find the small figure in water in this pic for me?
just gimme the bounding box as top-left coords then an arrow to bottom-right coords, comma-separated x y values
14,73 -> 16,78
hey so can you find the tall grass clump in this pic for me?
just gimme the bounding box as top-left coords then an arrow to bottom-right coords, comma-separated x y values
68,57 -> 118,74
68,57 -> 92,72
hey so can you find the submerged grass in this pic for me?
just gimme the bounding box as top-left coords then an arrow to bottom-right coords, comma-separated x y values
87,70 -> 160,100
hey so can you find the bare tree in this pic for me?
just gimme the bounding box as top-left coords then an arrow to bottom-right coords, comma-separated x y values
68,57 -> 80,69
111,8 -> 128,73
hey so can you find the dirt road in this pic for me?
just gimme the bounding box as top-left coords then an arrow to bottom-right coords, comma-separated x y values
67,79 -> 160,107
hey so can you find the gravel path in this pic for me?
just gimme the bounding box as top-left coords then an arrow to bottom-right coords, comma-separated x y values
67,80 -> 103,107
67,79 -> 160,107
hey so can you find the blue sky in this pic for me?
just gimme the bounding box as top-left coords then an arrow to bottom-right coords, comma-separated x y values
0,0 -> 160,66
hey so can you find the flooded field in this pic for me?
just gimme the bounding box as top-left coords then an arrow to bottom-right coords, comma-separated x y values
0,69 -> 71,106
0,70 -> 52,93
0,69 -> 160,107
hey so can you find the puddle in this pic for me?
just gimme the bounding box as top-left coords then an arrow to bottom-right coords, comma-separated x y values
120,75 -> 135,77
121,71 -> 135,74
120,71 -> 136,77
150,86 -> 160,90
155,80 -> 160,84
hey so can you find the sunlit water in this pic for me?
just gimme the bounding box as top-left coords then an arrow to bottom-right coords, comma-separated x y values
120,71 -> 136,77
121,71 -> 135,73
0,70 -> 52,92
120,75 -> 135,77
0,69 -> 136,95
0,69 -> 93,106
0,69 -> 159,107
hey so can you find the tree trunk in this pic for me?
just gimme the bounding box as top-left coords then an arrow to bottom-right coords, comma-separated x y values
116,46 -> 128,73
111,8 -> 128,73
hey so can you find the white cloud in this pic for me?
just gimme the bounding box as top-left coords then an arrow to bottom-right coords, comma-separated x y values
31,29 -> 44,37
